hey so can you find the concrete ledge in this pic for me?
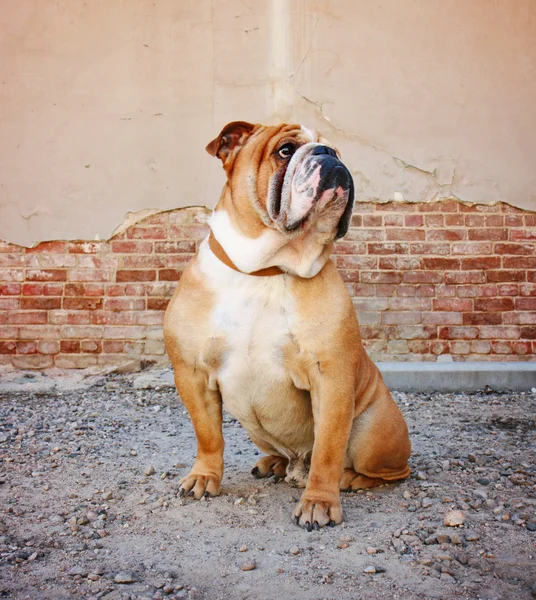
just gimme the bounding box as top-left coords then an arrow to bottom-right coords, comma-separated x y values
378,361 -> 536,393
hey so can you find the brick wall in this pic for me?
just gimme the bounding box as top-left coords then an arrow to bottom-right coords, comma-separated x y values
0,200 -> 535,369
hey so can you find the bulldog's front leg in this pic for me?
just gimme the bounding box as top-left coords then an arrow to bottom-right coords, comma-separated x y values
172,362 -> 224,499
293,371 -> 354,530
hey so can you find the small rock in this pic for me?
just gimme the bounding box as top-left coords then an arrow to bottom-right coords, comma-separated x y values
476,477 -> 490,486
240,559 -> 256,571
416,471 -> 427,481
465,533 -> 480,542
366,547 -> 377,555
163,584 -> 174,594
363,565 -> 386,574
440,572 -> 456,584
145,466 -> 156,476
289,546 -> 300,555
130,449 -> 137,456
422,497 -> 433,508
68,566 -> 86,577
239,545 -> 248,552
526,521 -> 536,532
337,542 -> 349,549
102,491 -> 113,501
114,571 -> 137,584
444,510 -> 464,527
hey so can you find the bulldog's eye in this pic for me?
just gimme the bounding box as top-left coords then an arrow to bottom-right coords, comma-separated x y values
277,143 -> 295,159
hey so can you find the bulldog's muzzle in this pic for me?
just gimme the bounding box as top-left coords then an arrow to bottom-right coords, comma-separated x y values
272,143 -> 355,239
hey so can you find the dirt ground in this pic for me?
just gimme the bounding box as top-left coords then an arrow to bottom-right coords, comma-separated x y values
0,367 -> 535,600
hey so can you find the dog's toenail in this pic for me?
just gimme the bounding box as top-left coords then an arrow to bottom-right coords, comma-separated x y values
313,521 -> 320,530
328,520 -> 335,527
305,521 -> 312,532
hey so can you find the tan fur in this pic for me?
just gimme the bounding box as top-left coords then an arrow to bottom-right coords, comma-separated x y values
164,122 -> 411,529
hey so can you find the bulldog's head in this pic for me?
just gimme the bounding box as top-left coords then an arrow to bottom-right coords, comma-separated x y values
206,121 -> 355,278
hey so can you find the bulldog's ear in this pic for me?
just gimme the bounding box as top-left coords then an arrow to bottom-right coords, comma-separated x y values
205,121 -> 256,162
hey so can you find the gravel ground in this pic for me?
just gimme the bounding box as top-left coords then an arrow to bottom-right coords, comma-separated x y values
0,367 -> 535,600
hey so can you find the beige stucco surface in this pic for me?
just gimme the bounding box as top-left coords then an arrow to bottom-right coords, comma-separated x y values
1,0 -> 535,246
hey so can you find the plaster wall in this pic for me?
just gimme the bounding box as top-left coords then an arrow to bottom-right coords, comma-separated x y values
1,0 -> 535,247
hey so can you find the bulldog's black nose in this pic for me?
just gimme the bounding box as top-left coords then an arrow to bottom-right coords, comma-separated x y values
310,145 -> 337,158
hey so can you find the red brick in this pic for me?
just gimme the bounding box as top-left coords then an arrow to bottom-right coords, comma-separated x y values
404,214 -> 424,227
468,228 -> 508,241
0,298 -> 19,310
350,214 -> 363,227
0,341 -> 17,354
68,241 -> 109,254
430,341 -> 449,355
26,269 -> 67,282
127,225 -> 167,239
510,229 -> 536,241
497,284 -> 519,296
435,284 -> 456,297
103,340 -> 124,353
529,272 -> 536,283
0,269 -> 24,282
17,341 -> 37,354
111,240 -> 153,253
353,299 -> 389,312
154,241 -> 196,253
395,285 -> 416,297
60,325 -> 103,339
460,257 -> 500,270
491,341 -> 512,354
76,256 -> 116,269
0,283 -> 21,295
63,297 -> 103,310
381,312 -> 422,325
26,241 -> 68,253
38,340 -> 60,355
64,283 -> 105,296
494,243 -> 535,255
390,298 -> 431,310
54,355 -> 98,369
339,270 -> 360,283
169,225 -> 209,239
520,284 -> 536,296
375,202 -> 416,212
460,203 -> 500,213
44,283 -> 64,296
486,270 -> 525,283
49,311 -> 91,325
450,341 -> 471,354
21,297 -> 61,310
346,229 -> 385,241
410,243 -> 450,255
452,242 -> 492,255
521,327 -> 536,339
147,298 -> 170,311
512,341 -> 532,354
60,340 -> 81,353
375,284 -> 396,297
334,256 -> 377,269
104,298 -> 146,311
353,284 -> 375,297
439,326 -> 478,340
474,298 -> 514,312
362,215 -> 382,227
477,326 -> 520,339
402,271 -> 442,284
125,284 -> 147,296
421,200 -> 458,212
136,312 -> 164,325
119,255 -> 166,268
422,312 -> 462,325
444,214 -> 464,226
12,355 -> 53,369
93,312 -> 137,325
463,313 -> 502,325
485,215 -> 504,227
470,340 -> 492,354
0,254 -> 30,267
433,298 -> 472,312
505,215 -> 524,227
368,243 -> 409,255
464,214 -> 485,227
397,325 -> 436,339
383,214 -> 404,227
68,269 -> 111,282
407,340 -> 430,354
7,311 -> 47,324
22,283 -> 44,295
116,270 -> 156,282
103,325 -> 145,339
415,284 -> 435,297
80,340 -> 102,353
361,271 -> 402,284
427,229 -> 466,241
424,214 -> 444,227
422,258 -> 460,270
0,241 -> 23,253
379,257 -> 422,270
36,254 -> 76,268
516,297 -> 536,311
503,257 -> 536,269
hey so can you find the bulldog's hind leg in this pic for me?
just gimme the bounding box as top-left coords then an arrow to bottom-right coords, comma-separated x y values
173,362 -> 225,499
251,455 -> 289,479
343,372 -> 411,492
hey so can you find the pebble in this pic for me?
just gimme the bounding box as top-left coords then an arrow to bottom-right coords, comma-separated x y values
68,566 -> 86,577
366,547 -> 377,555
144,466 -> 156,476
114,571 -> 137,584
363,565 -> 386,574
130,449 -> 137,456
239,545 -> 248,552
422,497 -> 433,508
444,510 -> 465,527
102,491 -> 113,501
289,546 -> 300,555
240,559 -> 256,571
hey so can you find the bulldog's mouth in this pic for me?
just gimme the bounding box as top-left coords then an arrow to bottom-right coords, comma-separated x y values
268,143 -> 355,239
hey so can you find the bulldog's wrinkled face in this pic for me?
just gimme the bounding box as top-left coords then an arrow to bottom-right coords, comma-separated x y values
206,122 -> 355,242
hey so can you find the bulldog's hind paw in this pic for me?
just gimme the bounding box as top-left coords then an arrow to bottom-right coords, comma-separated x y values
251,455 -> 288,480
292,491 -> 342,531
178,471 -> 221,500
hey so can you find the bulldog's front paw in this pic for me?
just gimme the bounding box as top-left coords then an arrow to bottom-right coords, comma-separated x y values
292,491 -> 342,531
178,470 -> 221,500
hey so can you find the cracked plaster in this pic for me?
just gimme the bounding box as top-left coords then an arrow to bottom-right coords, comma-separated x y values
0,0 -> 535,246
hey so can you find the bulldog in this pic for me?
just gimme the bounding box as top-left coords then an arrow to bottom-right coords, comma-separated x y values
164,121 -> 411,530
